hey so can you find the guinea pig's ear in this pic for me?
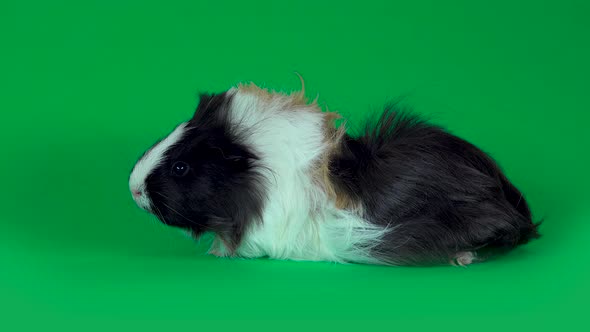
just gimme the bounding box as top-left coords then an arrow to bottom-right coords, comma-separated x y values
206,139 -> 257,171
225,154 -> 245,162
210,144 -> 250,163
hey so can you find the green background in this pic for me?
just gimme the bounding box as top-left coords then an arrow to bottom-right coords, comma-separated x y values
1,0 -> 589,330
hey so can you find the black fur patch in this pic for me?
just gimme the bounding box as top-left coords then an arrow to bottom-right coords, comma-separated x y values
330,105 -> 541,265
144,92 -> 266,252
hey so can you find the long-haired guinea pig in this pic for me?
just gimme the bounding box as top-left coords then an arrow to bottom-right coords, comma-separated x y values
129,81 -> 541,266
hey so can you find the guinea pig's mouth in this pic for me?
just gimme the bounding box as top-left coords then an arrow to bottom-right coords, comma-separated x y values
131,191 -> 153,213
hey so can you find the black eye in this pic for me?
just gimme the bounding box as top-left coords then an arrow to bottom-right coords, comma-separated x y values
171,161 -> 190,177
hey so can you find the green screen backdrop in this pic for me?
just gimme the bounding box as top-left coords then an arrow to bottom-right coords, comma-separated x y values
1,1 -> 589,331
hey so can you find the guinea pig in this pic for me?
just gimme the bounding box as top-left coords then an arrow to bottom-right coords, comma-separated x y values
129,81 -> 541,266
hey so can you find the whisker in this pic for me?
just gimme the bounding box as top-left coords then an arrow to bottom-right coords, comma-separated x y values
154,191 -> 172,200
160,201 -> 197,225
152,191 -> 223,232
153,204 -> 167,224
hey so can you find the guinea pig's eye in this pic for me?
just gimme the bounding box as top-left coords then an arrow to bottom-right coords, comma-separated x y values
171,161 -> 190,177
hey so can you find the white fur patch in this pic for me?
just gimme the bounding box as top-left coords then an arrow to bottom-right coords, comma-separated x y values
220,86 -> 389,264
129,123 -> 188,210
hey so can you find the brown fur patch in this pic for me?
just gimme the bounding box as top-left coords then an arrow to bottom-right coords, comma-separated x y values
318,113 -> 355,210
237,82 -> 308,107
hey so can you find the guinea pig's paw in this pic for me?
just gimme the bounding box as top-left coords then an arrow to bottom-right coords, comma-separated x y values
208,248 -> 227,257
451,251 -> 476,267
207,245 -> 230,257
208,237 -> 232,257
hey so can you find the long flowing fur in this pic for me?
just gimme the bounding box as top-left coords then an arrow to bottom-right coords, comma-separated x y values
129,84 -> 540,266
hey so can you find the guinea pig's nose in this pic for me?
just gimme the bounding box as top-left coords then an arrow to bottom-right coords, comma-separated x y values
132,190 -> 142,198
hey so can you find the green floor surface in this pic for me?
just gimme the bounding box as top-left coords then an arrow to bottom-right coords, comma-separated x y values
1,1 -> 589,331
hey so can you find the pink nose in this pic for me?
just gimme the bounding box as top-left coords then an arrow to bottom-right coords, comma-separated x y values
132,190 -> 142,198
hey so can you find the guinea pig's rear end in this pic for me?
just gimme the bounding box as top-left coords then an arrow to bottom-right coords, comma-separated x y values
328,109 -> 541,266
129,82 -> 540,266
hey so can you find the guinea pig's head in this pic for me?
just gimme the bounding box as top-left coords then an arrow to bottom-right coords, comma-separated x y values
128,90 -> 266,248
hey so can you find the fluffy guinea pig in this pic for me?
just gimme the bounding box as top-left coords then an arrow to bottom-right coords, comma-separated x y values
129,81 -> 540,266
